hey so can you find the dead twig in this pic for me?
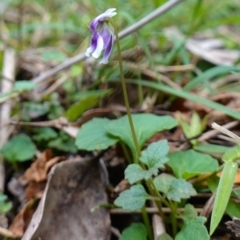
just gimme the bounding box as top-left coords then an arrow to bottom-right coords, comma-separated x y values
120,61 -> 181,90
212,122 -> 240,143
198,121 -> 238,142
0,48 -> 16,191
110,207 -> 202,214
0,226 -> 17,239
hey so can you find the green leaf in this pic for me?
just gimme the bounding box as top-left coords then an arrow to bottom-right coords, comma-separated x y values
125,79 -> 240,121
65,90 -> 111,122
22,101 -> 50,120
119,223 -> 147,240
47,93 -> 64,120
176,204 -> 209,240
0,193 -> 12,215
48,131 -> 77,153
180,113 -> 203,145
140,140 -> 169,168
183,66 -> 240,91
194,143 -> 229,155
210,161 -> 238,235
166,179 -> 197,202
65,95 -> 99,122
153,173 -> 175,194
232,188 -> 240,198
168,150 -> 219,179
72,90 -> 111,101
175,218 -> 210,240
75,118 -> 118,151
208,175 -> 240,219
179,204 -> 198,222
158,233 -> 173,240
106,114 -> 177,160
125,164 -> 157,184
33,127 -> 58,142
13,81 -> 37,93
114,185 -> 150,211
222,144 -> 240,162
154,174 -> 196,202
0,134 -> 36,162
180,113 -> 207,145
125,140 -> 170,184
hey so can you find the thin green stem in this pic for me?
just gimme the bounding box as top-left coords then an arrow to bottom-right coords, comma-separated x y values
111,21 -> 153,240
137,72 -> 144,104
169,200 -> 178,237
142,207 -> 154,240
120,141 -> 132,164
111,21 -> 141,162
146,180 -> 165,220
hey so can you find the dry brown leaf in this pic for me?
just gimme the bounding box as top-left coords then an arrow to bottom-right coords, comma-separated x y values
24,150 -> 64,182
25,181 -> 46,201
114,179 -> 130,194
9,200 -> 38,238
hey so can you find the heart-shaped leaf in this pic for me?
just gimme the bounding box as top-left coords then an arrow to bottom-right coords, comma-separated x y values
125,140 -> 170,184
167,179 -> 197,202
154,174 -> 197,202
75,118 -> 118,150
1,134 -> 36,162
140,140 -> 169,168
114,185 -> 150,211
168,150 -> 219,179
176,204 -> 209,240
119,223 -> 147,240
125,164 -> 158,184
106,114 -> 177,160
175,218 -> 209,240
179,204 -> 197,222
153,173 -> 175,194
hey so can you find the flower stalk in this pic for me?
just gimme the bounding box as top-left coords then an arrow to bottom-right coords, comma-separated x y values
110,20 -> 141,162
110,20 -> 153,240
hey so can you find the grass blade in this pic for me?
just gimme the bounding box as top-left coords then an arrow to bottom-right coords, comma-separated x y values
183,66 -> 240,91
210,161 -> 238,235
125,79 -> 240,120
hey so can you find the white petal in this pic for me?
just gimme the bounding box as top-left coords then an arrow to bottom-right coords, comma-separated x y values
85,46 -> 93,57
92,36 -> 104,58
94,8 -> 117,22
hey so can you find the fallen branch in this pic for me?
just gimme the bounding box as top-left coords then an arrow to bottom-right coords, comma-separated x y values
0,48 -> 16,191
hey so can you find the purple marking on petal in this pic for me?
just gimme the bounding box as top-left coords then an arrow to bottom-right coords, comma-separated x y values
85,32 -> 99,57
92,33 -> 104,58
99,26 -> 112,48
90,19 -> 99,31
100,34 -> 114,64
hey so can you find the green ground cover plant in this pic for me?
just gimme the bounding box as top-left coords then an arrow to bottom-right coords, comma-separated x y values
1,0 -> 240,239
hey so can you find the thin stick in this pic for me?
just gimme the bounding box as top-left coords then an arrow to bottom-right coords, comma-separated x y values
199,121 -> 238,142
119,0 -> 184,39
110,207 -> 202,214
211,122 -> 240,143
112,21 -> 141,160
0,48 -> 16,191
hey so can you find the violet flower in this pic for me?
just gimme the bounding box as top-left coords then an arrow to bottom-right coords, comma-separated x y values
85,8 -> 117,64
